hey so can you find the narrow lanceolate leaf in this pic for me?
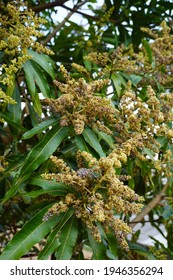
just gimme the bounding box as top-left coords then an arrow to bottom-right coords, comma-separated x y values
87,228 -> 107,260
30,174 -> 72,191
23,60 -> 51,98
8,83 -> 21,123
22,118 -> 58,139
82,127 -> 105,157
127,158 -> 135,190
75,135 -> 91,153
143,147 -> 155,160
142,39 -> 153,65
39,229 -> 61,260
24,182 -> 73,198
23,189 -> 65,198
0,112 -> 26,132
28,50 -> 55,80
107,235 -> 118,259
111,73 -> 126,97
30,60 -> 51,98
18,125 -> 68,183
0,154 -> 27,178
121,73 -> 143,87
32,88 -> 42,117
93,128 -> 115,149
2,125 -> 68,203
128,74 -> 143,86
0,205 -> 63,260
61,144 -> 77,158
55,215 -> 78,260
23,60 -> 36,96
38,208 -> 74,260
28,175 -> 74,197
128,243 -> 156,260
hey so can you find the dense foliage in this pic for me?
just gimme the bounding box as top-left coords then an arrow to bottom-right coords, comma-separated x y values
0,0 -> 173,260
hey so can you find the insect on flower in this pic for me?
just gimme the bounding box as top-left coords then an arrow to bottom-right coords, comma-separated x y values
77,168 -> 100,179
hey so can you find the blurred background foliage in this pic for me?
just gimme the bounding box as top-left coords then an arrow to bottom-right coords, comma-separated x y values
0,0 -> 173,260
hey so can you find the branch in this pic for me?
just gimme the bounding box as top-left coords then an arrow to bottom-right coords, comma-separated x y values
61,4 -> 122,25
32,1 -> 121,25
32,0 -> 69,13
41,0 -> 88,46
129,183 -> 169,229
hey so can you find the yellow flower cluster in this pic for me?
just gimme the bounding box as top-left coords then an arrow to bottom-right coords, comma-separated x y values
149,247 -> 167,260
42,150 -> 144,250
85,6 -> 114,50
43,65 -> 116,135
42,27 -> 173,249
42,77 -> 173,250
85,21 -> 173,89
0,0 -> 53,107
118,82 -> 173,176
0,156 -> 8,173
0,88 -> 16,110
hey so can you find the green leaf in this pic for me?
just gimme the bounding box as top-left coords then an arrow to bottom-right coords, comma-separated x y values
39,229 -> 61,260
135,158 -> 151,176
31,60 -> 51,98
8,83 -> 21,123
87,228 -> 107,260
38,208 -> 74,260
61,143 -> 77,158
0,112 -> 26,132
84,59 -> 91,72
23,189 -> 64,198
111,73 -> 126,97
2,125 -> 68,203
0,204 -> 63,260
128,242 -> 156,260
93,128 -> 115,149
156,136 -> 168,149
23,60 -> 36,96
143,147 -> 155,160
128,74 -> 143,86
0,51 -> 5,62
28,102 -> 40,127
82,127 -> 105,157
107,235 -> 118,259
32,89 -> 42,116
0,154 -> 26,179
22,118 -> 58,139
103,35 -> 118,47
136,158 -> 155,188
19,125 -> 68,183
29,175 -> 73,194
23,60 -> 51,98
121,73 -> 143,86
55,215 -> 78,259
161,204 -> 173,220
24,176 -> 73,198
149,236 -> 173,258
28,49 -> 55,79
142,39 -> 153,65
127,158 -> 135,189
75,135 -> 91,153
